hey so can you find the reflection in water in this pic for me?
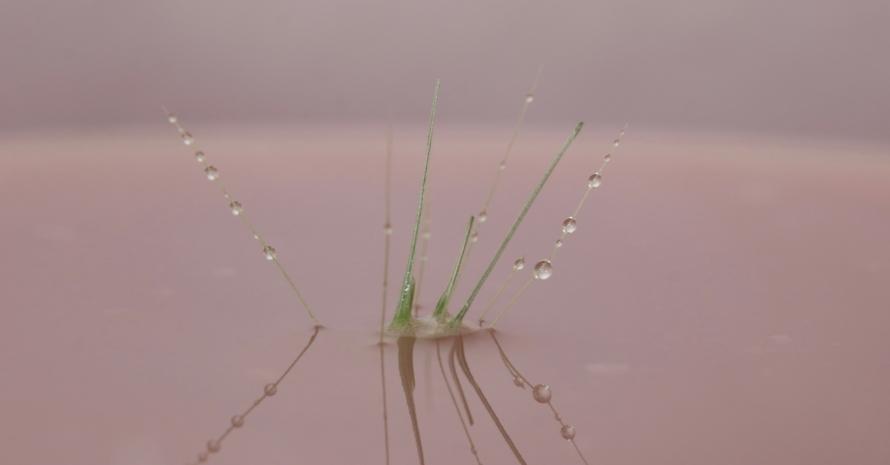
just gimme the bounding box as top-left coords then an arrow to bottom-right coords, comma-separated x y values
185,326 -> 321,465
489,330 -> 591,465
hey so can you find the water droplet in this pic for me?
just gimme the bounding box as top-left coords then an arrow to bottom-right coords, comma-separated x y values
167,114 -> 178,124
525,93 -> 535,104
264,383 -> 278,396
478,210 -> 488,223
513,257 -> 526,271
206,440 -> 221,453
587,172 -> 602,189
384,223 -> 393,235
471,232 -> 479,243
513,376 -> 524,387
555,239 -> 563,248
229,201 -> 243,216
197,452 -> 208,463
204,166 -> 219,181
532,384 -> 552,403
231,415 -> 245,428
194,151 -> 205,163
604,153 -> 612,163
533,260 -> 553,280
182,132 -> 195,146
498,161 -> 507,171
262,245 -> 277,261
422,231 -> 431,240
253,233 -> 260,240
612,138 -> 620,148
560,424 -> 576,439
562,217 -> 577,234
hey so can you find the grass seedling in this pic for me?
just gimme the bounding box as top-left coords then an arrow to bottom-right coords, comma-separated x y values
163,76 -> 628,465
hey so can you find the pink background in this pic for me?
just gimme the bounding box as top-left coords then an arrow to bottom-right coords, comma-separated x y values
2,1 -> 890,465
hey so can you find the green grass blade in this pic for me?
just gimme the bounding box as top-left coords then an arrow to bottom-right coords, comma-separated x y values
451,122 -> 584,325
390,79 -> 441,329
433,216 -> 475,321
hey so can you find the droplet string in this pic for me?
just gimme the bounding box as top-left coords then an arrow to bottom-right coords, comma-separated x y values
378,127 -> 394,465
486,124 -> 628,328
163,111 -> 321,326
488,330 -> 591,465
465,67 -> 543,259
185,326 -> 321,465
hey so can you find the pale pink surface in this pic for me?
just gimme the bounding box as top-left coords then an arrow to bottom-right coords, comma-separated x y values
1,125 -> 889,464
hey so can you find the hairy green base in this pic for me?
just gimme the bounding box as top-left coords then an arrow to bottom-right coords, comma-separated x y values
385,315 -> 478,339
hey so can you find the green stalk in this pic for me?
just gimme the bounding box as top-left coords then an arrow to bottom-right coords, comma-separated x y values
433,216 -> 475,321
390,80 -> 441,329
450,122 -> 584,325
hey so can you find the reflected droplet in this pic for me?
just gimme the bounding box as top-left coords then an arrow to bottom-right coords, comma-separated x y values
204,166 -> 219,181
264,383 -> 278,396
513,376 -> 524,387
197,452 -> 208,463
604,153 -> 612,163
206,440 -> 221,453
532,384 -> 552,403
262,245 -> 277,261
182,132 -> 195,146
478,210 -> 488,223
194,151 -> 205,163
562,217 -> 577,234
231,415 -> 245,428
613,139 -> 620,147
384,223 -> 393,235
229,201 -> 243,216
533,260 -> 553,280
560,424 -> 576,439
513,257 -> 525,271
471,232 -> 479,243
498,161 -> 507,171
587,172 -> 602,189
525,93 -> 535,104
555,239 -> 563,248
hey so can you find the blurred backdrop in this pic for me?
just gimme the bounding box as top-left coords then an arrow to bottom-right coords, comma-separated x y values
2,0 -> 889,142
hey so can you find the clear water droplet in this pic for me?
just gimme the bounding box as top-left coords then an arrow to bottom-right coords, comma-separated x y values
206,440 -> 221,453
555,239 -> 563,248
194,151 -> 205,163
384,223 -> 393,235
560,424 -> 576,440
525,93 -> 535,104
562,217 -> 577,234
533,260 -> 553,280
204,166 -> 219,181
513,376 -> 524,387
262,245 -> 277,261
513,257 -> 525,271
603,153 -> 612,163
182,132 -> 195,146
167,114 -> 178,124
231,415 -> 245,428
471,232 -> 479,243
612,138 -> 620,148
532,384 -> 552,403
264,383 -> 278,396
587,172 -> 602,189
229,201 -> 243,216
498,161 -> 507,171
198,452 -> 208,463
478,210 -> 488,223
